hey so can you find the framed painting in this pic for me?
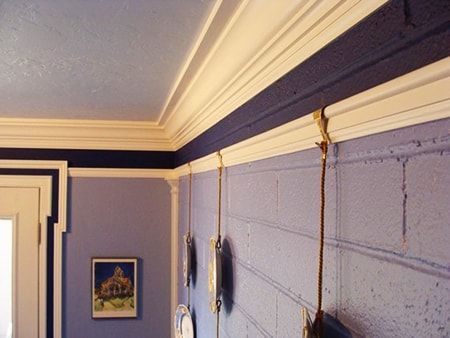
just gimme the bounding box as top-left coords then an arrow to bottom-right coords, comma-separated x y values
92,257 -> 138,318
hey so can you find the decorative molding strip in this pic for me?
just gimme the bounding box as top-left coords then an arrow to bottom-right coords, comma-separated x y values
68,168 -> 174,179
164,0 -> 388,148
159,0 -> 249,127
157,0 -> 224,125
0,160 -> 67,338
0,118 -> 173,151
174,57 -> 450,177
165,179 -> 179,338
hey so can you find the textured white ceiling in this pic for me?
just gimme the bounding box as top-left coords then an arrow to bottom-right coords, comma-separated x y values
0,0 -> 215,121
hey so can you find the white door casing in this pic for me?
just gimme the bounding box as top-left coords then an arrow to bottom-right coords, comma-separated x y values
0,161 -> 67,338
0,176 -> 52,338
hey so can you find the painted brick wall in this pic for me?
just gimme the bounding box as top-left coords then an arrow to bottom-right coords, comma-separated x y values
177,118 -> 450,337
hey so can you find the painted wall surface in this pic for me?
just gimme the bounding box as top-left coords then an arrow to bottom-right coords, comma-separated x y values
177,118 -> 450,337
64,178 -> 171,338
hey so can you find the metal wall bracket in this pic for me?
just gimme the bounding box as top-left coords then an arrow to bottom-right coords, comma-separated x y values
313,108 -> 331,144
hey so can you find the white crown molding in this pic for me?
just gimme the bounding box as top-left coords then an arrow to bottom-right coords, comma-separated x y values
0,1 -> 387,151
163,0 -> 388,149
173,57 -> 450,177
0,118 -> 173,151
158,0 -> 250,127
157,0 -> 224,125
68,168 -> 174,179
0,160 -> 67,338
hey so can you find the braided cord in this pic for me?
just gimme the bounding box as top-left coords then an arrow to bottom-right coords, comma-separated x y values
316,141 -> 328,322
217,155 -> 223,244
188,165 -> 192,235
187,164 -> 192,308
216,310 -> 220,338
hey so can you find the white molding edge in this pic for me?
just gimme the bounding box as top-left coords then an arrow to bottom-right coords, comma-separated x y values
159,0 -> 250,128
173,57 -> 450,177
165,179 -> 179,338
164,0 -> 388,149
0,175 -> 52,338
68,168 -> 175,179
157,0 -> 224,124
0,119 -> 173,151
0,160 -> 67,338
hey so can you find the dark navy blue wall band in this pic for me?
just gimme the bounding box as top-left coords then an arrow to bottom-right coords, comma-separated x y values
0,148 -> 174,169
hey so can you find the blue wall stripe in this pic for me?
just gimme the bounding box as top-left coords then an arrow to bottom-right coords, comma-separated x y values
0,148 -> 174,169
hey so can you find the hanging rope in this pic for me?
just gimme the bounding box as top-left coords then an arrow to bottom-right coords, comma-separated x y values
216,151 -> 224,248
187,162 -> 192,308
313,108 -> 330,324
188,162 -> 192,237
315,140 -> 328,322
216,310 -> 220,338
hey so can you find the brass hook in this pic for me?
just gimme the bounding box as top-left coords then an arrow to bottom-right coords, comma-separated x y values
216,151 -> 224,169
313,107 -> 331,144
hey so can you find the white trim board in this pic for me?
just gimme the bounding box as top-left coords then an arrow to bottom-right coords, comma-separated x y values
165,179 -> 179,338
173,57 -> 450,177
0,175 -> 52,338
0,119 -> 172,151
68,168 -> 174,179
0,160 -> 67,338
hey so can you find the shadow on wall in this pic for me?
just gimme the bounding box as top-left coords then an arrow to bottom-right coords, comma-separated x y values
221,237 -> 235,314
191,308 -> 197,338
190,237 -> 198,288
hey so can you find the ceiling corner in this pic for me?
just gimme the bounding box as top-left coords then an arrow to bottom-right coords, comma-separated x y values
162,0 -> 388,150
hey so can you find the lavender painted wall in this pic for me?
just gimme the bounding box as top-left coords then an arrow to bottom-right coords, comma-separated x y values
178,118 -> 450,337
64,178 -> 171,338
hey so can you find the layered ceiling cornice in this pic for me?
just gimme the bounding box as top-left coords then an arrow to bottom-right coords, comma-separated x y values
0,0 -> 388,151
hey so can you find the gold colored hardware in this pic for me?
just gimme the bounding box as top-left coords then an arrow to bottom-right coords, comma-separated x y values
216,151 -> 224,169
313,108 -> 331,144
302,307 -> 315,338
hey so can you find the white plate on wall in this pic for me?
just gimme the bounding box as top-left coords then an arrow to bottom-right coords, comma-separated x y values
174,304 -> 194,338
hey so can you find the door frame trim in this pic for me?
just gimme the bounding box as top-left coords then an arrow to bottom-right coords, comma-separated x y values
0,176 -> 52,338
0,160 -> 67,338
